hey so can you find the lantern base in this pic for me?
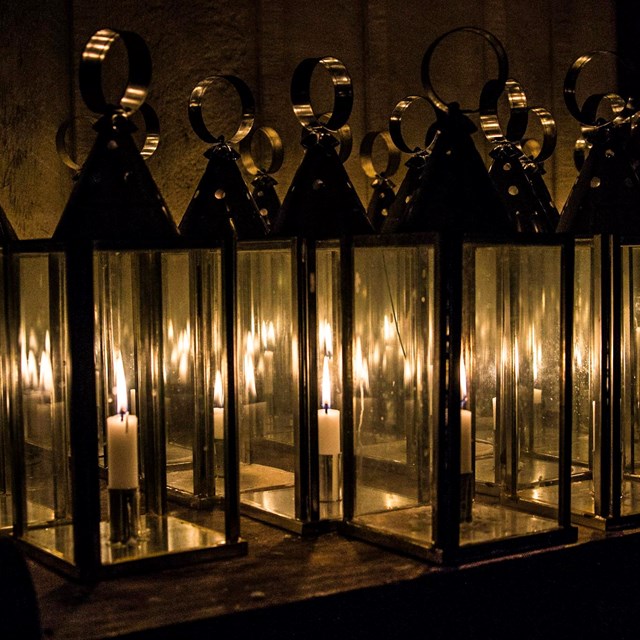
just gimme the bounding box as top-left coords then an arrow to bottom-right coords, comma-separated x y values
17,513 -> 247,579
108,488 -> 141,545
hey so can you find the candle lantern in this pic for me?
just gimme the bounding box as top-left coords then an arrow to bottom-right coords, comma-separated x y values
9,29 -> 245,579
235,56 -> 370,533
557,51 -> 640,528
341,27 -> 576,562
0,205 -> 16,531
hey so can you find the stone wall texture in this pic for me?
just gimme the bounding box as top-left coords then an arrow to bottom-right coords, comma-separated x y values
1,1 -> 619,237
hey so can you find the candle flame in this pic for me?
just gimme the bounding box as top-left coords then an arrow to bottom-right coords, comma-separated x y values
383,315 -> 393,342
214,370 -> 224,408
460,356 -> 468,401
26,350 -> 38,388
320,321 -> 333,358
244,353 -> 257,402
321,355 -> 331,409
354,337 -> 369,391
114,351 -> 128,414
39,350 -> 53,394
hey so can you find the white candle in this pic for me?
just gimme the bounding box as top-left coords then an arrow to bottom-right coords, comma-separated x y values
213,369 -> 224,440
107,353 -> 139,490
460,358 -> 472,474
318,355 -> 340,455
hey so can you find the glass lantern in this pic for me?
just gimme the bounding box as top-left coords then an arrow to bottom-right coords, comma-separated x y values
342,233 -> 576,562
8,28 -> 246,579
557,51 -> 640,528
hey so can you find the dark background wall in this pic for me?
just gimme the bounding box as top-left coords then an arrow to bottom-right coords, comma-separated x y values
0,1 -> 623,238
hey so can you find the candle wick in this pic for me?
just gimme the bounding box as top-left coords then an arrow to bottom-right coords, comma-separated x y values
120,408 -> 126,422
324,403 -> 329,414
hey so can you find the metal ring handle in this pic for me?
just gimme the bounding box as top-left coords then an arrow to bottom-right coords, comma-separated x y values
79,28 -> 151,115
389,95 -> 435,154
239,126 -> 284,175
291,56 -> 353,132
522,106 -> 557,163
480,78 -> 529,145
421,26 -> 508,115
188,75 -> 256,144
360,131 -> 402,178
56,103 -> 161,171
56,116 -> 95,171
564,51 -> 636,126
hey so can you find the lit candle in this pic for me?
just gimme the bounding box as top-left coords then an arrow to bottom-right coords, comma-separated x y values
460,357 -> 472,474
106,353 -> 139,490
318,355 -> 341,455
213,369 -> 224,440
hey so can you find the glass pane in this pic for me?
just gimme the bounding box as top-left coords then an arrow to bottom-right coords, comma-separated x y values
350,243 -> 435,549
461,243 -> 563,547
316,244 -> 343,519
0,252 -> 11,529
162,250 -> 225,502
17,252 -> 73,562
571,240 -> 600,516
621,245 -> 640,515
236,243 -> 299,521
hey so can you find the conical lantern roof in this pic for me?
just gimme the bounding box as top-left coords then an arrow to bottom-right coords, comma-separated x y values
274,131 -> 372,239
179,75 -> 268,241
54,114 -> 177,243
272,56 -> 373,240
53,28 -> 178,244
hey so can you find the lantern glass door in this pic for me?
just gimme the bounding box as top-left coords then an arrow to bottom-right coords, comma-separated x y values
162,250 -> 225,504
315,242 -> 343,519
0,250 -> 11,530
570,239 -> 601,518
94,248 -> 229,565
463,241 -> 567,546
14,249 -> 73,562
619,242 -> 640,517
236,240 -> 300,522
348,239 -> 436,550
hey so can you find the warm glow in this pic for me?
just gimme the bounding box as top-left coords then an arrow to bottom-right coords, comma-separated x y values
214,370 -> 224,408
321,356 -> 331,408
261,320 -> 276,351
460,356 -> 468,401
320,321 -> 333,358
114,351 -> 128,413
244,352 -> 257,402
404,357 -> 413,388
531,325 -> 538,383
575,343 -> 583,368
383,315 -> 393,342
27,350 -> 38,388
44,330 -> 51,355
246,330 -> 257,357
354,337 -> 369,390
39,350 -> 53,393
